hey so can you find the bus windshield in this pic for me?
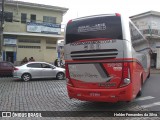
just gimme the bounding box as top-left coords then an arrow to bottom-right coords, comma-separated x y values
66,16 -> 122,44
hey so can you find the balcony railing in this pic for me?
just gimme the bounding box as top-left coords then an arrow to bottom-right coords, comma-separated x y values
142,29 -> 160,36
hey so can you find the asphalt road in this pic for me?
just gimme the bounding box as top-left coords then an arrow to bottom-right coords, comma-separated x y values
135,74 -> 160,111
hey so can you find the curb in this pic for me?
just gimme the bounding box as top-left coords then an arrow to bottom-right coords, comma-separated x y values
150,69 -> 160,74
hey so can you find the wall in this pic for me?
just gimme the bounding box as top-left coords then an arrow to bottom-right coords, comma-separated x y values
44,38 -> 57,62
16,36 -> 57,63
131,16 -> 151,30
132,15 -> 160,32
17,36 -> 42,62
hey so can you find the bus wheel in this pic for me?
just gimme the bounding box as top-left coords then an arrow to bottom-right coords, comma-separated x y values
147,71 -> 150,78
137,78 -> 143,97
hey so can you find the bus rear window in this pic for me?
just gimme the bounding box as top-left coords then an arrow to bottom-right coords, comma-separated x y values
66,16 -> 122,44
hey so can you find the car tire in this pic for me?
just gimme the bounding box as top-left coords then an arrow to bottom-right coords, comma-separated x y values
56,72 -> 65,80
21,73 -> 31,82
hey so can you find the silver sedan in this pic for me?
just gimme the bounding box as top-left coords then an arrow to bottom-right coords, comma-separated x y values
13,62 -> 65,81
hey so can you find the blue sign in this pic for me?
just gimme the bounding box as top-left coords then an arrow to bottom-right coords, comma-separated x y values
27,22 -> 61,34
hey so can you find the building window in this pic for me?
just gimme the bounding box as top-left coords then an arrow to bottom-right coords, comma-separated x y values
4,12 -> 13,22
18,39 -> 40,43
30,14 -> 36,22
21,13 -> 27,23
43,16 -> 56,24
18,46 -> 40,49
46,46 -> 56,49
46,40 -> 56,44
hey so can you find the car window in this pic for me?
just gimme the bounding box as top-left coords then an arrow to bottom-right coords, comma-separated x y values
27,63 -> 42,68
42,63 -> 52,68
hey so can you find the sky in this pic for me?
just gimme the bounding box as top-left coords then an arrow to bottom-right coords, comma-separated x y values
17,0 -> 160,26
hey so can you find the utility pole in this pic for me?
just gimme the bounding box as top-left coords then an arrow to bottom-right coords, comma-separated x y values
0,0 -> 4,61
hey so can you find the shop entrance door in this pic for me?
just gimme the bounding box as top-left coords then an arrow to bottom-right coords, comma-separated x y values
6,51 -> 14,63
151,53 -> 157,68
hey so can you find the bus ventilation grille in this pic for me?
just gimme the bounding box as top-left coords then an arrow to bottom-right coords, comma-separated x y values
70,49 -> 118,60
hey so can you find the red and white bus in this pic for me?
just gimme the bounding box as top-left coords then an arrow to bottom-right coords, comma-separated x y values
64,13 -> 151,102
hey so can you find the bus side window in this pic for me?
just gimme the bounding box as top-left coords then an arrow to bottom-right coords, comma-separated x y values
129,22 -> 148,53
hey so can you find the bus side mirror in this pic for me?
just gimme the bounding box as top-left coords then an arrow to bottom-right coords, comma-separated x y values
149,49 -> 153,55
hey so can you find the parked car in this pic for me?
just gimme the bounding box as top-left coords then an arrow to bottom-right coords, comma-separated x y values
0,61 -> 14,77
13,62 -> 65,81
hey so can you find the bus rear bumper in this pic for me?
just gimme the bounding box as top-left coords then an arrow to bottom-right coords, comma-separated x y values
67,85 -> 133,102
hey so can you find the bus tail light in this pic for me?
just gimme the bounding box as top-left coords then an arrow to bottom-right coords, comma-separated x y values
65,64 -> 74,86
119,62 -> 131,87
67,20 -> 72,24
115,13 -> 121,16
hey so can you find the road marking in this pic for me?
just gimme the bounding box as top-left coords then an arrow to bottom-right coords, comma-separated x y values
135,96 -> 155,101
141,102 -> 160,108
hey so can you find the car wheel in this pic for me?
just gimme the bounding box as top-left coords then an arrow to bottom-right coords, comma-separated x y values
22,73 -> 31,82
56,72 -> 65,80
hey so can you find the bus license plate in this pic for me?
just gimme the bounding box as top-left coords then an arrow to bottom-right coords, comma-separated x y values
90,92 -> 100,96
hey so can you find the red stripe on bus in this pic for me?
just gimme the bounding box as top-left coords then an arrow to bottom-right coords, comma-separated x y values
72,38 -> 112,43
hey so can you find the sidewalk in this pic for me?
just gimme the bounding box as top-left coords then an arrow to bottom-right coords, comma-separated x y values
151,69 -> 160,74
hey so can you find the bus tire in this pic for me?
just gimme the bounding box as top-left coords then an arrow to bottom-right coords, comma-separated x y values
137,77 -> 143,97
147,71 -> 150,78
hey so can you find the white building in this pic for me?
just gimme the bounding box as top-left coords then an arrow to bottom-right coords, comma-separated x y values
130,11 -> 160,69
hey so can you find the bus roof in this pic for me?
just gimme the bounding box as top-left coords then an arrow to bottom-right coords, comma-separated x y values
68,13 -> 121,23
